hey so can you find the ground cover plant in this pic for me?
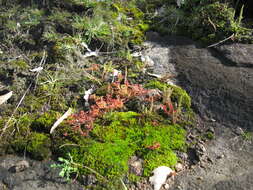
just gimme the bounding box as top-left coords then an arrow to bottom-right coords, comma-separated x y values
2,0 -> 252,189
142,0 -> 253,44
0,1 -> 192,188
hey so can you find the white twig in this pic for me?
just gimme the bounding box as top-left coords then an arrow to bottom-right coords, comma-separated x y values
207,33 -> 234,48
30,67 -> 43,72
120,178 -> 128,190
50,108 -> 73,134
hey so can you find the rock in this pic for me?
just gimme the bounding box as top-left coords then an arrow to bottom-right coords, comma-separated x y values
81,175 -> 97,186
0,155 -> 84,190
144,36 -> 253,129
207,127 -> 215,133
175,163 -> 184,172
216,154 -> 224,159
196,143 -> 206,156
215,44 -> 253,67
164,183 -> 170,189
234,127 -> 244,135
128,156 -> 143,176
8,160 -> 29,173
178,152 -> 188,162
196,176 -> 203,180
142,37 -> 179,85
149,166 -> 175,190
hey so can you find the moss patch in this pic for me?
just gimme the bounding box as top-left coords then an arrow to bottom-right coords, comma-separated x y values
61,111 -> 186,180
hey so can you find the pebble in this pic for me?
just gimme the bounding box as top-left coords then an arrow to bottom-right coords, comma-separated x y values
234,127 -> 244,135
216,154 -> 224,159
178,152 -> 188,161
8,160 -> 29,173
207,127 -> 215,133
164,183 -> 170,189
196,176 -> 203,180
175,163 -> 184,172
128,156 -> 143,176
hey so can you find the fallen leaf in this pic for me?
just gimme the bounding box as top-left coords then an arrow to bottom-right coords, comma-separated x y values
0,91 -> 13,105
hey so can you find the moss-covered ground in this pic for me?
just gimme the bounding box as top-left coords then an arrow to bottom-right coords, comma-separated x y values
0,0 -> 252,189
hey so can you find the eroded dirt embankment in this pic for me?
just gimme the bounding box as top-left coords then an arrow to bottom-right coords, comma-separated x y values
145,33 -> 253,190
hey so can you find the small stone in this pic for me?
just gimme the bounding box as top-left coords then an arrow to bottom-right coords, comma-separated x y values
175,163 -> 184,172
178,152 -> 188,161
81,175 -> 97,186
234,127 -> 244,135
197,144 -> 206,154
216,154 -> 224,159
128,156 -> 143,176
8,160 -> 29,173
164,183 -> 170,189
207,127 -> 215,133
207,157 -> 213,164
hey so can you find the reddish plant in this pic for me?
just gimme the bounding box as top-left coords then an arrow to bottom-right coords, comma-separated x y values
147,142 -> 161,150
68,94 -> 126,136
68,80 -> 179,136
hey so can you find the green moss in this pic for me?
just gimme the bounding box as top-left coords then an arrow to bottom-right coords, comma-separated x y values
148,1 -> 252,44
11,59 -> 28,69
204,132 -> 215,140
11,131 -> 51,160
27,132 -> 51,160
23,94 -> 45,112
145,80 -> 191,110
59,111 -> 186,181
143,150 -> 177,176
242,132 -> 253,141
31,111 -> 60,133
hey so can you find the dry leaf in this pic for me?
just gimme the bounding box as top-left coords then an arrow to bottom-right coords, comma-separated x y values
0,91 -> 13,105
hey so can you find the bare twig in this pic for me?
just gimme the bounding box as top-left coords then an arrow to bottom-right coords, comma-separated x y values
120,178 -> 128,190
207,33 -> 234,48
208,17 -> 217,32
50,108 -> 73,134
72,162 -> 108,182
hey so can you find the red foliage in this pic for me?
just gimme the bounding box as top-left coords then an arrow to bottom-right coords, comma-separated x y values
68,80 -> 180,136
108,81 -> 150,99
68,93 -> 126,136
161,102 -> 175,115
147,142 -> 161,150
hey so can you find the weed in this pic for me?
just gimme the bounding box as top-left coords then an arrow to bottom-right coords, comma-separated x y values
51,153 -> 79,181
242,132 -> 253,141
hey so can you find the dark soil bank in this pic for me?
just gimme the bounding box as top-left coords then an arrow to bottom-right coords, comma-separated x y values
0,155 -> 83,190
147,33 -> 253,130
146,33 -> 253,190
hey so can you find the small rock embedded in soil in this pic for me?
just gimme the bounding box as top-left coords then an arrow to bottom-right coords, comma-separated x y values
81,174 -> 97,186
8,160 -> 29,173
175,163 -> 184,172
128,156 -> 143,176
234,127 -> 244,135
149,166 -> 175,190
